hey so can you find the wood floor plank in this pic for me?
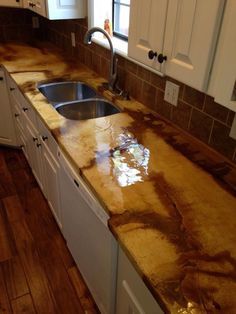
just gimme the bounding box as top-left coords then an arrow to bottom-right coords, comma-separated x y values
1,256 -> 29,300
37,239 -> 84,314
18,246 -> 57,314
2,195 -> 25,223
68,266 -> 99,313
0,202 -> 17,262
11,294 -> 36,314
11,219 -> 34,252
0,267 -> 12,314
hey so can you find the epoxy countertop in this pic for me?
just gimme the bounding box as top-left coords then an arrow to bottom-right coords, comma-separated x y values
1,42 -> 236,314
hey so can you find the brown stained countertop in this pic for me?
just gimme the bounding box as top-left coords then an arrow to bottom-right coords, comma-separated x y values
1,42 -> 236,314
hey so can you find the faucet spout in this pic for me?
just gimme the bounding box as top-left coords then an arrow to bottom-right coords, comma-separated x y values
84,27 -> 118,91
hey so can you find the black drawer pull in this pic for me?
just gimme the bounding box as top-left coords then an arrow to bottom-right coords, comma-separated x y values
14,113 -> 20,118
23,107 -> 28,112
74,179 -> 79,188
42,136 -> 48,141
10,87 -> 15,91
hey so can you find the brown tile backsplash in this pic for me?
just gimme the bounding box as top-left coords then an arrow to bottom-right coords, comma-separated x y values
189,109 -> 213,144
141,81 -> 156,111
0,8 -> 37,42
209,121 -> 236,160
183,85 -> 205,110
1,8 -> 235,164
172,100 -> 192,131
204,95 -> 229,123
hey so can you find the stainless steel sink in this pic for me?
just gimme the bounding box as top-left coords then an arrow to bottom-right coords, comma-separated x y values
55,98 -> 121,120
38,81 -> 97,105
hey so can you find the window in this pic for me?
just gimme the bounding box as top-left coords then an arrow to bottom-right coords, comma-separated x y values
112,0 -> 130,40
89,0 -> 130,55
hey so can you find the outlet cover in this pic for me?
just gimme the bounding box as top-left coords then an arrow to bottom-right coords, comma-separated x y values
71,32 -> 76,47
164,80 -> 179,106
229,113 -> 236,140
32,16 -> 39,29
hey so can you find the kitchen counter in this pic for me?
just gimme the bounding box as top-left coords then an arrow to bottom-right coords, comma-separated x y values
1,42 -> 236,314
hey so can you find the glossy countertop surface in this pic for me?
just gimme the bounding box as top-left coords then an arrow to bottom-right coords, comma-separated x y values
1,42 -> 236,314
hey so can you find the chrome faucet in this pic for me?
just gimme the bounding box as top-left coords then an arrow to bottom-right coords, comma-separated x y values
84,27 -> 118,92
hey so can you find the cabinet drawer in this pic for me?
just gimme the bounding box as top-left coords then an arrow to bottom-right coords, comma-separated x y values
37,116 -> 58,158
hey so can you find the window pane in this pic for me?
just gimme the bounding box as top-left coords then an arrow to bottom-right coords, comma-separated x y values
113,3 -> 130,37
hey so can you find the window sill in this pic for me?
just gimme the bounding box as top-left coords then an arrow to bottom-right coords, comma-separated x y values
92,34 -> 128,58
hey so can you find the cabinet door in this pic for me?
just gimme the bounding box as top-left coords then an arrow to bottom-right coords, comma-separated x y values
0,70 -> 17,146
41,144 -> 61,228
163,0 -> 225,91
24,121 -> 44,191
0,0 -> 22,7
208,0 -> 236,110
128,0 -> 168,71
46,0 -> 86,20
116,248 -> 163,314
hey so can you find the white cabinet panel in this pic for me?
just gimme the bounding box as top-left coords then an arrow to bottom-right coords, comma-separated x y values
116,248 -> 163,314
24,0 -> 86,20
0,69 -> 17,146
128,0 -> 168,72
59,151 -> 117,314
41,143 -> 61,228
163,0 -> 225,91
0,0 -> 22,7
208,0 -> 236,111
47,0 -> 86,20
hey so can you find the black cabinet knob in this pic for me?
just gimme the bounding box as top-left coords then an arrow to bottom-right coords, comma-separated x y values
36,143 -> 41,148
23,107 -> 28,112
10,87 -> 15,91
42,136 -> 48,141
148,50 -> 158,60
158,54 -> 167,64
33,137 -> 38,142
14,113 -> 20,118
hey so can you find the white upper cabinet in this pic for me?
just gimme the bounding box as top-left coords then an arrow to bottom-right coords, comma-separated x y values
128,0 -> 225,91
128,0 -> 168,72
23,0 -> 86,20
208,0 -> 236,111
0,0 -> 23,7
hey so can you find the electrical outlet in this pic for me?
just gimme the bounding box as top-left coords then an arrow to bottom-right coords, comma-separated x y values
71,32 -> 76,47
32,16 -> 39,29
229,113 -> 236,140
164,80 -> 180,106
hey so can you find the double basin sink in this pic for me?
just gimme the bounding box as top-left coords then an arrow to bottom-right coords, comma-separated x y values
38,81 -> 121,120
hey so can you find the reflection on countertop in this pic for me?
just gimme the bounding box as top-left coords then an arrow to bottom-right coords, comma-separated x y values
1,42 -> 236,314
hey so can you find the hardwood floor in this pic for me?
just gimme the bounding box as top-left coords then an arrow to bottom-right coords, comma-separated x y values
0,146 -> 99,314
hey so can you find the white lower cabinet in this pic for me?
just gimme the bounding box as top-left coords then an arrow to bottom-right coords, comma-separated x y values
116,247 -> 163,314
0,69 -> 17,146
